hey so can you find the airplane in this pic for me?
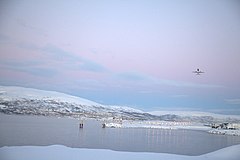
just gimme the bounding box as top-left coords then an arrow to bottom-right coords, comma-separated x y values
193,68 -> 204,75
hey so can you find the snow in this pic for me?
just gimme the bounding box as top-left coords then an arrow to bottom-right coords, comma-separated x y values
107,105 -> 143,113
104,120 -> 210,131
0,85 -> 143,113
105,122 -> 122,128
1,85 -> 240,118
209,129 -> 240,136
0,144 -> 240,160
104,121 -> 240,136
149,111 -> 240,119
0,86 -> 100,106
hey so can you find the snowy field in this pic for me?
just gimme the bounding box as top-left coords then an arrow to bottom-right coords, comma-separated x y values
104,120 -> 240,136
1,144 -> 240,160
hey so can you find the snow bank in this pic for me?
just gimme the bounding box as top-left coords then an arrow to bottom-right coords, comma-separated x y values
105,120 -> 210,131
0,145 -> 240,160
209,129 -> 240,136
105,122 -> 122,128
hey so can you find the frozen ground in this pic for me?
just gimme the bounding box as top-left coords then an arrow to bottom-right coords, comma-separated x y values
0,144 -> 240,160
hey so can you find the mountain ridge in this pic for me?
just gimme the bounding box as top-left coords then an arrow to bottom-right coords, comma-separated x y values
0,85 -> 239,123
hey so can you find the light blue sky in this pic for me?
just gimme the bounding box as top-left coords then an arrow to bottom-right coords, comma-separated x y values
0,0 -> 240,113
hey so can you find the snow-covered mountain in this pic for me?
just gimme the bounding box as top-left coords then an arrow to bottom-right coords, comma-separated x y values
0,86 -> 100,106
0,85 -> 239,123
0,86 -> 153,120
149,111 -> 240,120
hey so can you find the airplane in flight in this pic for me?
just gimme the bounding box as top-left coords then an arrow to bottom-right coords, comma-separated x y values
193,68 -> 204,75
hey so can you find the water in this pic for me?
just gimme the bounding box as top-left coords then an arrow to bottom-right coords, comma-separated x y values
1,114 -> 240,156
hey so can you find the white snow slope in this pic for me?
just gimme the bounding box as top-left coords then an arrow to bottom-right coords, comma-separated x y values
0,85 -> 142,113
1,144 -> 240,160
0,86 -> 100,106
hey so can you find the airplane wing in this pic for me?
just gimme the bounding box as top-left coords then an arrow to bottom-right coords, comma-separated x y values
192,70 -> 204,74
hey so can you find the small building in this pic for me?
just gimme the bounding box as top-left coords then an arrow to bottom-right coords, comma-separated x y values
211,123 -> 240,130
211,123 -> 221,129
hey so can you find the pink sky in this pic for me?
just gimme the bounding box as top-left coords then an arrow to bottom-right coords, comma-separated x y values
0,0 -> 240,113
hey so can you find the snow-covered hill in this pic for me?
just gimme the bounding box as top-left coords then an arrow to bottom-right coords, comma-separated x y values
0,85 -> 239,123
0,86 -> 151,120
0,86 -> 100,106
148,111 -> 240,124
149,111 -> 240,121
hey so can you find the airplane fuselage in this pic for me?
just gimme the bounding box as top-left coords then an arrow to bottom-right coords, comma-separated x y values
193,69 -> 204,75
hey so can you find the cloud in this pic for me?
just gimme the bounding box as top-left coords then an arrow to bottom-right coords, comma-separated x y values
79,59 -> 106,72
117,71 -> 224,88
116,72 -> 149,81
156,79 -> 224,88
0,60 -> 58,77
1,41 -> 107,81
41,45 -> 107,72
0,59 -> 43,67
17,43 -> 107,73
17,67 -> 57,77
225,99 -> 240,105
206,108 -> 240,115
17,42 -> 41,51
41,45 -> 76,61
